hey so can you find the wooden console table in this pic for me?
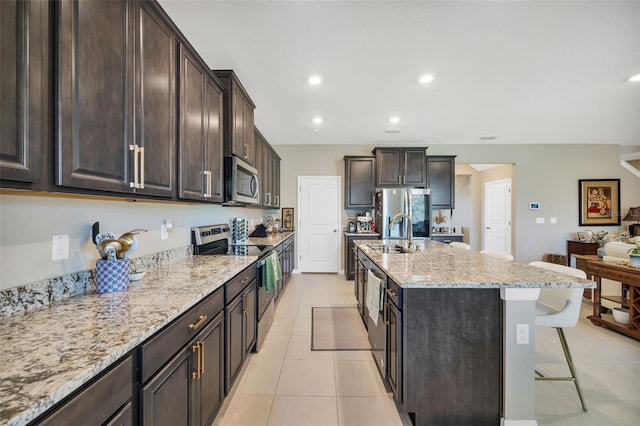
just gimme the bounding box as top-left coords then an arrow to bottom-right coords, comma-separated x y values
586,260 -> 640,341
567,241 -> 599,299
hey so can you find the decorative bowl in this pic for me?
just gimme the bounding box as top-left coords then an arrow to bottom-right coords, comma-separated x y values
129,271 -> 146,282
612,307 -> 629,325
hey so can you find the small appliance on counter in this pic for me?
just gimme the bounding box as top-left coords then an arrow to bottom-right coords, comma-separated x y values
356,213 -> 374,233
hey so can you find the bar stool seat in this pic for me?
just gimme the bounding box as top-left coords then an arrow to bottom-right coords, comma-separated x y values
529,261 -> 588,411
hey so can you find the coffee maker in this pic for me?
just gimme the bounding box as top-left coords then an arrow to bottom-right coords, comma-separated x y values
356,213 -> 373,233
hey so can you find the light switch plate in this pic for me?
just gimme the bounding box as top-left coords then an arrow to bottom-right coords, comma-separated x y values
550,217 -> 557,224
160,224 -> 169,240
536,217 -> 545,224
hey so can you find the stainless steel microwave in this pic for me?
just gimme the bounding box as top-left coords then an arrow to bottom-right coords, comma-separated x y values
224,156 -> 259,205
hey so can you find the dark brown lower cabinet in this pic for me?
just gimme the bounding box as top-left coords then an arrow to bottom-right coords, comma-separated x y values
142,311 -> 224,426
386,295 -> 402,404
36,356 -> 133,426
225,281 -> 257,395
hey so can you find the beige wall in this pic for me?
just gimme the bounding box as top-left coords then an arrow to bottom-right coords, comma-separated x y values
277,143 -> 640,264
1,143 -> 639,290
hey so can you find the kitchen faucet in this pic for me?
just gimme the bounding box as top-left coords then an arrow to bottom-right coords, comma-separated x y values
389,213 -> 419,251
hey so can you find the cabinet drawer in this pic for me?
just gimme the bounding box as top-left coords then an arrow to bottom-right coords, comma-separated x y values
140,287 -> 224,383
226,265 -> 257,304
38,356 -> 132,426
432,235 -> 463,244
386,278 -> 402,308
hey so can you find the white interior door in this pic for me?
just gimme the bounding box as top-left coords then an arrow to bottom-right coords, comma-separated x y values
484,179 -> 512,254
298,176 -> 341,273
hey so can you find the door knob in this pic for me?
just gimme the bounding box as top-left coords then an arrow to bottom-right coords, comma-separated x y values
486,227 -> 491,230
334,229 -> 338,232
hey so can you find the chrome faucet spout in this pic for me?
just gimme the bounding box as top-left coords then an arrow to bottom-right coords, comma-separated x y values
390,213 -> 418,251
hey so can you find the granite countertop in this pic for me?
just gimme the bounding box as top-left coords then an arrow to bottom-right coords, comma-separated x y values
0,255 -> 257,426
355,239 -> 596,289
344,232 -> 380,237
246,231 -> 294,246
431,232 -> 464,237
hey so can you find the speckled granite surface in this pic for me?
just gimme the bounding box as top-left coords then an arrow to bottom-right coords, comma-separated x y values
355,239 -> 596,289
0,246 -> 193,317
246,231 -> 294,246
0,254 -> 257,426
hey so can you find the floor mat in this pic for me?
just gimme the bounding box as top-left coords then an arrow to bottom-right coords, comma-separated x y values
311,306 -> 371,351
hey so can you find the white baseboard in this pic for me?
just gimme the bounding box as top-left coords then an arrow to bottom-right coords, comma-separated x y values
501,419 -> 538,426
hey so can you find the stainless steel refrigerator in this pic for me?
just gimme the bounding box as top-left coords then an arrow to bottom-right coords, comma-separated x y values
374,188 -> 432,239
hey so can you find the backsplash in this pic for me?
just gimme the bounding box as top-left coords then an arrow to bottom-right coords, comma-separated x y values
0,246 -> 192,317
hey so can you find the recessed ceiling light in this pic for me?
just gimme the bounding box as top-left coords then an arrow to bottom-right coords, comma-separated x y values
418,74 -> 434,84
389,116 -> 400,124
630,74 -> 640,82
312,117 -> 323,124
308,75 -> 322,85
479,135 -> 499,140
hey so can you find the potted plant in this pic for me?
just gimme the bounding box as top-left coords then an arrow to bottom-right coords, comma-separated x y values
627,240 -> 640,267
592,230 -> 609,258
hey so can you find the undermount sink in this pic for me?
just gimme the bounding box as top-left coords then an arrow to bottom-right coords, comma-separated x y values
367,243 -> 421,254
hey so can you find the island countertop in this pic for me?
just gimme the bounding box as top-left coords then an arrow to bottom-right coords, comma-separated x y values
0,255 -> 257,426
355,239 -> 596,289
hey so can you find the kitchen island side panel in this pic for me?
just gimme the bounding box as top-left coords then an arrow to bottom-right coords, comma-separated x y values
403,288 -> 502,426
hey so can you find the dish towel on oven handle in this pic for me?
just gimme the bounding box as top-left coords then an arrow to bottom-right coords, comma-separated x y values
264,251 -> 282,292
367,270 -> 383,326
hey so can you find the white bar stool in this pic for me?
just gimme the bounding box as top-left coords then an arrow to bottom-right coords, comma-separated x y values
529,261 -> 588,411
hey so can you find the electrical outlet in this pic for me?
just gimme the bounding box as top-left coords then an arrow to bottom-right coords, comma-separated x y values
52,235 -> 69,261
516,324 -> 529,345
160,224 -> 169,240
550,217 -> 557,224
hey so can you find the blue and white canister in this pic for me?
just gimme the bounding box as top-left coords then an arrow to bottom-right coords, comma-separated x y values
96,258 -> 130,293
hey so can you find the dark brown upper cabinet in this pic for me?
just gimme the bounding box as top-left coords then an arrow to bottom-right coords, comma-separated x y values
0,0 -> 49,190
373,147 -> 427,187
56,0 -> 175,198
426,155 -> 456,210
178,45 -> 224,203
213,70 -> 256,166
344,156 -> 376,209
255,129 -> 280,208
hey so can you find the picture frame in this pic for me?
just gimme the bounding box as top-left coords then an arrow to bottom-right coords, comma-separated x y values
578,179 -> 621,226
281,207 -> 294,231
576,231 -> 586,242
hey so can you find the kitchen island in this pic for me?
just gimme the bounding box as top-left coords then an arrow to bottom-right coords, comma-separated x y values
355,239 -> 595,426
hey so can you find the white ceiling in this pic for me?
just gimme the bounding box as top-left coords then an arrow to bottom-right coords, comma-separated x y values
158,0 -> 640,146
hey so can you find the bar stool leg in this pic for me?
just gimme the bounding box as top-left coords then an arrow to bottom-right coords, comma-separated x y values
557,327 -> 588,412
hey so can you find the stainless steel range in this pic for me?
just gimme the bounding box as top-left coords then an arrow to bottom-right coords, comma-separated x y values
191,224 -> 276,351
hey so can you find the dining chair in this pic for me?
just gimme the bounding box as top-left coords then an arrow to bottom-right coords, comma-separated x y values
528,261 -> 588,411
449,241 -> 470,250
480,250 -> 514,261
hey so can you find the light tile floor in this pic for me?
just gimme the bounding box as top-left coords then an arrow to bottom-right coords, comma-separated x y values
215,274 -> 640,426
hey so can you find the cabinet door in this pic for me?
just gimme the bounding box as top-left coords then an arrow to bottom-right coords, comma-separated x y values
403,149 -> 427,187
386,301 -> 402,403
57,0 -> 134,193
243,100 -> 255,166
272,152 -> 280,207
244,283 -> 257,355
376,149 -> 402,186
231,84 -> 246,160
254,128 -> 264,204
134,1 -> 176,197
204,76 -> 224,202
194,312 -> 224,426
262,144 -> 273,206
142,343 -> 193,426
427,156 -> 456,209
178,46 -> 206,201
225,294 -> 245,394
105,402 -> 132,426
0,0 -> 47,187
344,157 -> 376,208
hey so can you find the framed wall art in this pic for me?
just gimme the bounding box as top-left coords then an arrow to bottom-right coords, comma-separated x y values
281,207 -> 294,231
578,179 -> 621,226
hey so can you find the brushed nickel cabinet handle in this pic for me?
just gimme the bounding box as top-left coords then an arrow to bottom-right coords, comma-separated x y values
139,146 -> 145,189
129,144 -> 138,188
